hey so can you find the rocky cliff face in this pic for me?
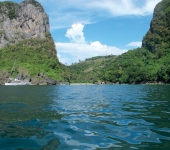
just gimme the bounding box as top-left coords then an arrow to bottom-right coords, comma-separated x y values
0,0 -> 50,49
142,0 -> 170,53
0,0 -> 68,85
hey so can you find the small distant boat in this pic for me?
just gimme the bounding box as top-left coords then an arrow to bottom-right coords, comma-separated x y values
5,78 -> 29,86
5,83 -> 28,85
5,60 -> 29,86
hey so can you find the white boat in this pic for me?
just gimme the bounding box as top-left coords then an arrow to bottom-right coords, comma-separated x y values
5,82 -> 28,85
5,78 -> 29,86
5,61 -> 29,86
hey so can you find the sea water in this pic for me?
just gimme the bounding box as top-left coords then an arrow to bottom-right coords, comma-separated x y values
0,85 -> 170,149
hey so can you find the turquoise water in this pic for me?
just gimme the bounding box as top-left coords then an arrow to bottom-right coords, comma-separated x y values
0,85 -> 170,149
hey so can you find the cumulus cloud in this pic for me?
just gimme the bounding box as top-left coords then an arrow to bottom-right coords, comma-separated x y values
56,42 -> 127,65
126,41 -> 142,47
65,23 -> 85,44
56,23 -> 127,65
37,0 -> 161,29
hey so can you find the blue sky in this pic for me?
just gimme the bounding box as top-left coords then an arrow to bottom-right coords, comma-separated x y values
1,0 -> 161,65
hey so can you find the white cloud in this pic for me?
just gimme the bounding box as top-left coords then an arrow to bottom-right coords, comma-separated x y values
56,42 -> 127,65
143,0 -> 162,14
65,23 -> 85,44
126,41 -> 142,47
37,0 -> 161,29
56,23 -> 127,65
31,0 -> 161,65
88,0 -> 162,16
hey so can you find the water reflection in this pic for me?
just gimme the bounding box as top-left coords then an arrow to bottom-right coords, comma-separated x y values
50,85 -> 170,149
0,85 -> 170,149
0,86 -> 61,149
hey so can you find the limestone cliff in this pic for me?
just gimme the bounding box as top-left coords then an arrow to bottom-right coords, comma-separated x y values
0,0 -> 49,48
0,0 -> 69,85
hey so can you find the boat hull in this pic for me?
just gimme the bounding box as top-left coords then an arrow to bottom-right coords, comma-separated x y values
5,83 -> 29,85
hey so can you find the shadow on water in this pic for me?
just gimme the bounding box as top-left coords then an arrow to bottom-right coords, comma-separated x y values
0,86 -> 62,149
0,85 -> 170,149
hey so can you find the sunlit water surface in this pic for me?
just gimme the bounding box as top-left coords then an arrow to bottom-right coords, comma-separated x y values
0,85 -> 170,149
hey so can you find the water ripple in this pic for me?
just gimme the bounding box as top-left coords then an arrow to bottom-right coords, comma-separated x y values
0,85 -> 170,149
47,85 -> 170,149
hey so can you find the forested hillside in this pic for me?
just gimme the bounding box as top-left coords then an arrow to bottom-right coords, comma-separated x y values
69,0 -> 170,84
0,33 -> 69,84
69,55 -> 117,83
69,48 -> 170,84
101,48 -> 170,84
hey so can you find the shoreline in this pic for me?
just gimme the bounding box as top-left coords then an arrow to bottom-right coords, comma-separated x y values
68,82 -> 170,85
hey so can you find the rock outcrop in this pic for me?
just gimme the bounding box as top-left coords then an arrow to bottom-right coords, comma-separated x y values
31,73 -> 57,85
0,0 -> 50,49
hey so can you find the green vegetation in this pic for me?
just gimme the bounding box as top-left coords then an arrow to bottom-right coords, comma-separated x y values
0,34 -> 68,82
69,48 -> 170,84
0,2 -> 19,20
29,0 -> 43,8
142,0 -> 170,53
102,48 -> 170,84
68,55 -> 117,83
0,0 -> 44,20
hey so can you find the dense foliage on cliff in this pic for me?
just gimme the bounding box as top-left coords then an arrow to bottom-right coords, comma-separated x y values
69,48 -> 170,84
142,0 -> 170,54
0,34 -> 69,83
68,55 -> 117,83
0,1 -> 19,20
102,48 -> 170,83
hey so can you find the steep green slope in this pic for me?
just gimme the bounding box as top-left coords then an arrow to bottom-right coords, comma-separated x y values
102,48 -> 170,84
142,0 -> 170,55
0,34 -> 69,84
69,48 -> 170,84
69,55 -> 117,83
